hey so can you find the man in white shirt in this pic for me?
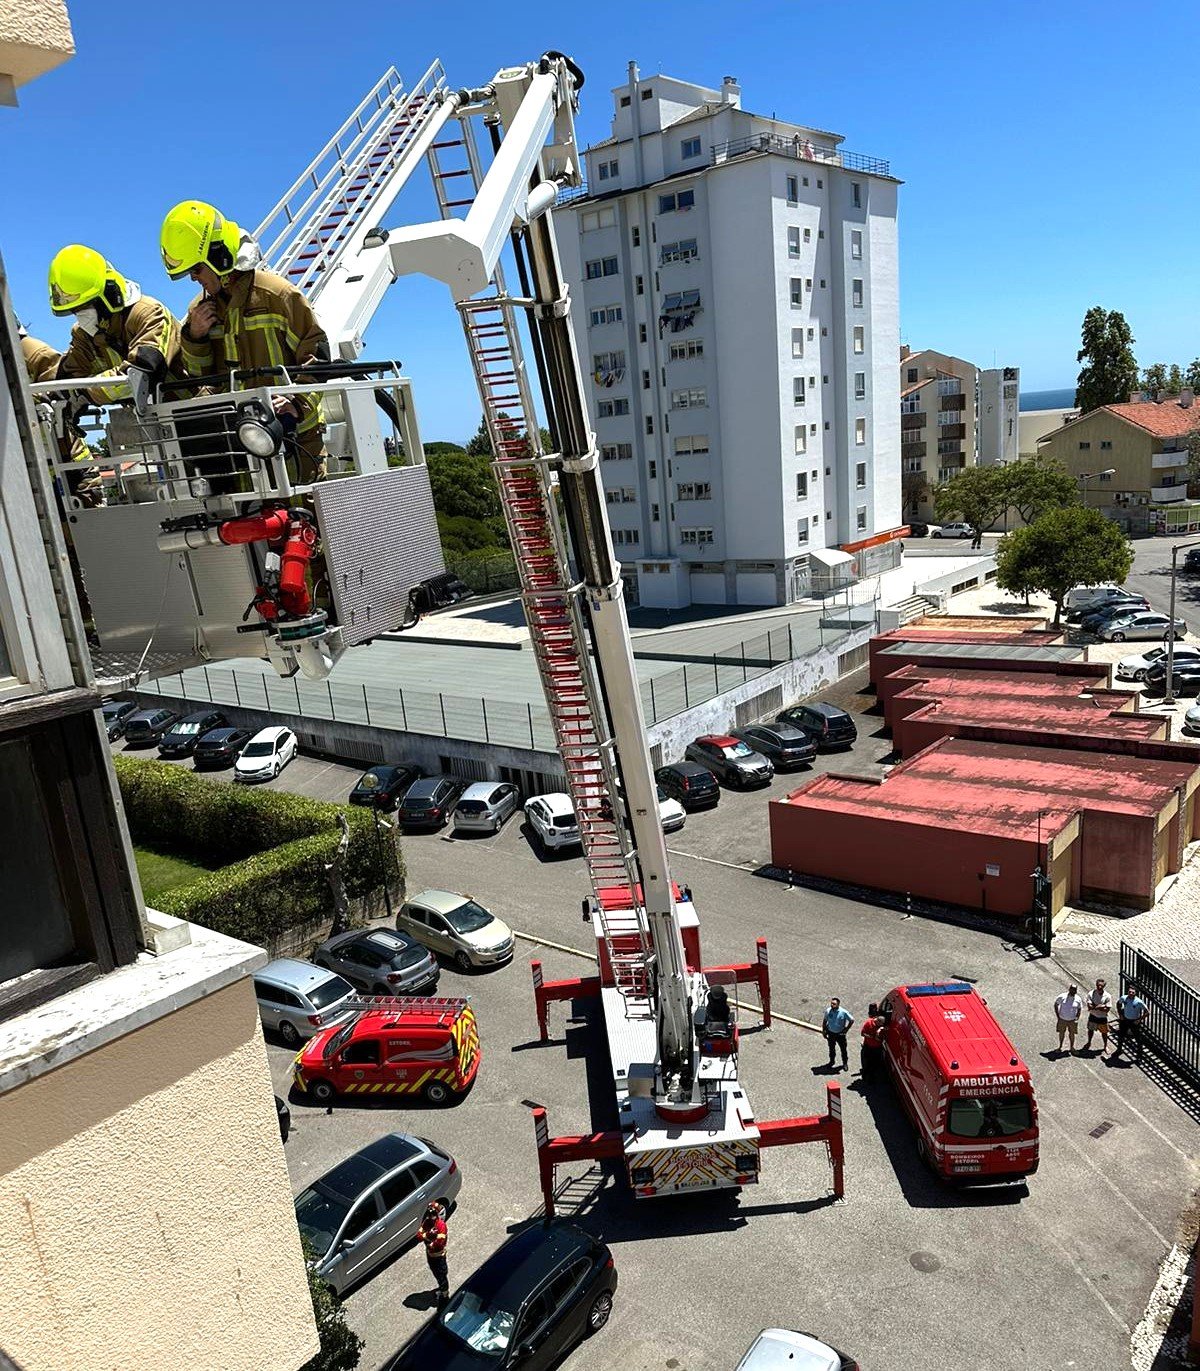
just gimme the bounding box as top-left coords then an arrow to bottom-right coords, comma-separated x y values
1054,983 -> 1084,1056
1084,978 -> 1112,1054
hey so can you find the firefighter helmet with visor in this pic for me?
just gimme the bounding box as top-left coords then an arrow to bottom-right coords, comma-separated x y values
160,201 -> 241,281
48,245 -> 131,317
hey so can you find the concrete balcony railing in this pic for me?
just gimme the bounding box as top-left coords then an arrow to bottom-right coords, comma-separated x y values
901,412 -> 926,431
1151,484 -> 1189,503
1152,449 -> 1190,469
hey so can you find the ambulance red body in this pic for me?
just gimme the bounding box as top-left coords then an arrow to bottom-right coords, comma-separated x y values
879,982 -> 1038,1183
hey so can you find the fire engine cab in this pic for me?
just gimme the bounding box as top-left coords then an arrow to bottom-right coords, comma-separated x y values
879,982 -> 1038,1184
293,996 -> 480,1107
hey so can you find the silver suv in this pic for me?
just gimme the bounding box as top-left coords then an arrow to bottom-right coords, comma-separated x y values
254,958 -> 357,1047
295,1132 -> 462,1295
313,928 -> 439,996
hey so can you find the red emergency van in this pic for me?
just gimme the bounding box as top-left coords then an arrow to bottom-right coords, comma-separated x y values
879,982 -> 1038,1183
293,995 -> 480,1106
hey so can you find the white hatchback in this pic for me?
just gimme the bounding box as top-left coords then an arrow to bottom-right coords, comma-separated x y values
234,725 -> 299,781
736,1328 -> 856,1370
524,792 -> 581,850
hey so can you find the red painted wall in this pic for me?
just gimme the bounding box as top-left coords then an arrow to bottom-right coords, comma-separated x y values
1080,811 -> 1157,909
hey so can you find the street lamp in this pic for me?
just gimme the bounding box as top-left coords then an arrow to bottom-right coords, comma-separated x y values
1163,536 -> 1200,704
1078,468 -> 1117,507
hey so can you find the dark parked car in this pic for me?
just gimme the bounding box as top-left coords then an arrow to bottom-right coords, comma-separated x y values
349,763 -> 421,811
192,726 -> 254,769
654,762 -> 720,811
1183,547 -> 1200,575
101,700 -> 136,741
1143,659 -> 1200,695
777,701 -> 858,750
684,734 -> 774,788
313,927 -> 440,996
384,1222 -> 617,1371
1067,590 -> 1148,624
276,1094 -> 291,1144
1075,597 -> 1150,634
732,723 -> 817,770
398,775 -> 466,829
123,707 -> 179,746
158,709 -> 229,757
906,521 -> 930,538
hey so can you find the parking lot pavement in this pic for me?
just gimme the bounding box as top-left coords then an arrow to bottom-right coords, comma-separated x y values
113,740 -> 368,804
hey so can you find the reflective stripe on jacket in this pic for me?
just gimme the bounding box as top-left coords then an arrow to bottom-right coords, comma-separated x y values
58,296 -> 181,403
417,1218 -> 447,1255
180,269 -> 329,435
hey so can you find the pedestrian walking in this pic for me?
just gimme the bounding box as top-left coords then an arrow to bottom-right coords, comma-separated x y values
417,1201 -> 449,1307
1114,983 -> 1148,1062
822,997 -> 854,1071
1054,984 -> 1084,1055
1084,978 -> 1112,1053
859,1002 -> 886,1080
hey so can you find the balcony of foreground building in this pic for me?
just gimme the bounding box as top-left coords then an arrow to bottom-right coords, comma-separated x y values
711,132 -> 891,176
901,411 -> 926,431
1153,449 -> 1190,469
939,391 -> 965,411
1151,483 -> 1189,503
902,441 -> 927,461
938,422 -> 967,441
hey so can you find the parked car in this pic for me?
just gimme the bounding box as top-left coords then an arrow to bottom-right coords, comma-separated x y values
349,763 -> 421,811
101,699 -> 137,741
1183,703 -> 1200,734
276,1094 -> 291,1144
314,928 -> 440,996
1097,611 -> 1186,643
524,793 -> 581,850
654,762 -> 720,811
1143,658 -> 1200,695
234,724 -> 299,781
192,725 -> 255,769
398,889 -> 515,972
598,782 -> 687,834
384,1221 -> 617,1371
253,958 -> 357,1047
685,734 -> 775,788
732,723 -> 818,770
1076,597 -> 1151,636
398,775 -> 465,829
1183,548 -> 1200,575
122,707 -> 179,746
157,708 -> 229,757
296,1133 -> 462,1296
1064,583 -> 1126,616
931,521 -> 973,539
454,781 -> 521,834
294,996 -> 480,1105
777,701 -> 858,750
1116,644 -> 1200,682
906,521 -> 931,538
736,1329 -> 859,1371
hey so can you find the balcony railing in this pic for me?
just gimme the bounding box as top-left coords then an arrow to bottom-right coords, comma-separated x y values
711,132 -> 891,176
938,422 -> 967,441
1153,449 -> 1189,469
1152,484 -> 1188,503
940,392 -> 965,411
901,412 -> 926,431
902,442 -> 926,460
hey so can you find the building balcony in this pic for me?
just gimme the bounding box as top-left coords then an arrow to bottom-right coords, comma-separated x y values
936,378 -> 962,397
900,399 -> 923,415
1151,484 -> 1189,503
1153,449 -> 1190,469
902,441 -> 927,460
939,392 -> 965,411
901,412 -> 926,431
938,422 -> 967,441
710,132 -> 891,176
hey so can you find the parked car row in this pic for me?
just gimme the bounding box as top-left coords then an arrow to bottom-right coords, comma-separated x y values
104,701 -> 301,782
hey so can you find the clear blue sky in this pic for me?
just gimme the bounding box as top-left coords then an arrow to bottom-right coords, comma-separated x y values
4,0 -> 1196,441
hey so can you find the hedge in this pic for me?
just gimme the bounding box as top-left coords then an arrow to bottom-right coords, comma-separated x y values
114,756 -> 403,945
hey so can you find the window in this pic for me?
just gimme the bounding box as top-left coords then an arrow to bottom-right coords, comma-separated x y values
605,487 -> 636,504
660,238 -> 699,264
679,527 -> 714,546
676,481 -> 711,500
620,94 -> 631,107
639,323 -> 647,343
673,434 -> 709,455
378,1167 -> 417,1213
681,136 -> 702,159
341,1200 -> 380,1245
597,398 -> 630,418
854,371 -> 866,399
592,349 -> 626,375
852,278 -> 864,307
852,182 -> 861,208
642,87 -> 653,99
855,419 -> 866,446
903,456 -> 922,474
853,326 -> 865,354
948,1096 -> 1032,1139
601,442 -> 632,460
807,327 -> 814,340
802,176 -> 809,187
804,227 -> 812,243
937,410 -> 960,427
810,424 -> 817,434
791,328 -> 804,359
589,304 -> 623,327
787,226 -> 801,258
596,159 -> 619,181
790,278 -> 803,306
856,506 -> 867,531
796,471 -> 808,498
817,178 -> 823,189
1100,440 -> 1113,450
651,503 -> 660,521
342,1038 -> 380,1065
794,426 -> 807,456
1099,472 -> 1113,483
580,206 -> 616,231
614,528 -> 640,546
642,369 -> 650,389
645,416 -> 654,434
669,338 -> 704,361
819,280 -> 826,289
631,225 -> 641,247
851,230 -> 862,259
586,256 -> 619,279
786,174 -> 798,202
856,461 -> 867,488
796,520 -> 809,544
793,377 -> 806,406
648,459 -> 657,478
671,387 -> 706,408
658,188 -> 696,213
635,275 -> 644,295
805,278 -> 812,291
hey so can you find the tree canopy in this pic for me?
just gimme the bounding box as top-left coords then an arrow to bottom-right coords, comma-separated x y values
935,458 -> 1078,545
995,506 -> 1133,625
1003,454 -> 1079,524
934,466 -> 1007,545
1074,306 -> 1139,413
1139,360 -> 1200,397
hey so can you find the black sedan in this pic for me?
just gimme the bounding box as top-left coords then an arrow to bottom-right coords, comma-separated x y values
349,763 -> 420,811
158,709 -> 229,757
397,775 -> 466,829
123,707 -> 180,746
192,727 -> 255,769
1143,659 -> 1200,695
654,762 -> 720,811
732,723 -> 817,770
101,700 -> 137,741
385,1222 -> 616,1371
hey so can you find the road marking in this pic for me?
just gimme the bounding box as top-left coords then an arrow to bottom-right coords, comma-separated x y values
667,847 -> 757,872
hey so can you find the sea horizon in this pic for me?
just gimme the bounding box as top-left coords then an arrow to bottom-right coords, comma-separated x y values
1019,386 -> 1076,412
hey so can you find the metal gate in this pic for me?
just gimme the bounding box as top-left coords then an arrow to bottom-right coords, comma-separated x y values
1119,942 -> 1200,1088
1026,865 -> 1053,956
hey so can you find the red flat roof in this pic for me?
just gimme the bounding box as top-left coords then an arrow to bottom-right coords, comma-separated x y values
902,692 -> 1163,739
890,667 -> 1109,702
777,737 -> 1198,842
874,623 -> 1064,647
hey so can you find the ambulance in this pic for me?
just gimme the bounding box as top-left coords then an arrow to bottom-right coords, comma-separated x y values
879,982 -> 1038,1183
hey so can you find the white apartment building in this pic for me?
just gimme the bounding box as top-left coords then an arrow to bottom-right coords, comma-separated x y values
557,63 -> 902,609
979,366 -> 1021,465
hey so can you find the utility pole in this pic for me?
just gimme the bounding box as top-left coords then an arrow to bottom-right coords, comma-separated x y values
1078,467 -> 1117,509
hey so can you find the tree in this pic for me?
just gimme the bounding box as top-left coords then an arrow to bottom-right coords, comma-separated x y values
1140,362 -> 1168,395
1186,359 -> 1200,392
425,440 -> 467,457
1001,454 -> 1078,525
901,469 -> 929,519
465,415 -> 492,458
427,448 -> 502,524
1074,306 -> 1139,414
995,507 -> 1133,626
1169,363 -> 1185,394
934,465 -> 1007,547
301,1240 -> 363,1371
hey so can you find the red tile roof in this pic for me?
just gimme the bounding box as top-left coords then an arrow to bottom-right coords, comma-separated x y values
1050,399 -> 1200,441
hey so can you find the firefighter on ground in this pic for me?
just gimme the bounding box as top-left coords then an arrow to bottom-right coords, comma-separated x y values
417,1201 -> 450,1307
159,200 -> 330,482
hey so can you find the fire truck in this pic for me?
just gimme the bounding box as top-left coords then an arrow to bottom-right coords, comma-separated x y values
29,52 -> 843,1208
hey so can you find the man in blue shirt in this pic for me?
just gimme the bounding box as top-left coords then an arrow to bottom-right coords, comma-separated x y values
1114,983 -> 1147,1063
822,997 -> 854,1071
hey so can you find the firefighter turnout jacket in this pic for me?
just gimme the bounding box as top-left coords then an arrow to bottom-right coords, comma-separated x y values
59,294 -> 181,403
21,334 -> 92,467
417,1214 -> 448,1257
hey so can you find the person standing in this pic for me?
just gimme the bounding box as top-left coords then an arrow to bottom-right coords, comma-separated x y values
1054,983 -> 1084,1055
859,1002 -> 885,1080
1084,978 -> 1112,1054
822,997 -> 853,1071
416,1201 -> 449,1307
1114,983 -> 1147,1062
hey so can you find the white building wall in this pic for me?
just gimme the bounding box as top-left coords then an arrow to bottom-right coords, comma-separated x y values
979,366 -> 1021,465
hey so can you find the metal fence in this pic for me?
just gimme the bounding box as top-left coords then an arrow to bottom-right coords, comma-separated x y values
1119,942 -> 1200,1088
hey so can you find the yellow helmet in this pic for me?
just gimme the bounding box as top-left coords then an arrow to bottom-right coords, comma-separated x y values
160,200 -> 241,281
48,244 -> 130,316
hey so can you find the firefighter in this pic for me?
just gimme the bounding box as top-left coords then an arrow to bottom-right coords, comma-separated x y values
159,200 -> 330,482
19,327 -> 102,508
416,1201 -> 450,1308
47,244 -> 181,407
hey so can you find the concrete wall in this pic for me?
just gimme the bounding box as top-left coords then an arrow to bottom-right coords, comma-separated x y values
911,555 -> 996,608
1080,810 -> 1158,909
0,978 -> 317,1371
0,0 -> 74,95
